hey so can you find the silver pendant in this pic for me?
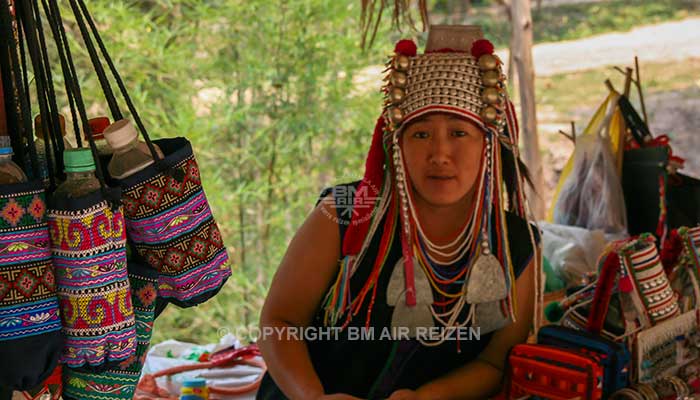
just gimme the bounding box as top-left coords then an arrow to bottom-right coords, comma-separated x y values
473,300 -> 513,334
386,256 -> 433,306
387,256 -> 435,337
465,250 -> 507,304
391,301 -> 434,338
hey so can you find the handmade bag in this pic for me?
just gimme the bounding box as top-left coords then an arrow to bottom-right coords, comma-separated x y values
63,260 -> 158,399
37,0 -> 137,369
587,235 -> 680,336
662,226 -> 700,312
65,0 -> 231,307
117,137 -> 230,308
0,0 -> 62,389
619,95 -> 700,238
49,187 -> 136,370
537,325 -> 631,397
633,308 -> 700,384
505,343 -> 605,400
586,236 -> 699,384
0,181 -> 62,389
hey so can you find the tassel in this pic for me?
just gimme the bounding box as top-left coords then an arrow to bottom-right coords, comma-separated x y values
619,275 -> 633,293
343,117 -> 386,257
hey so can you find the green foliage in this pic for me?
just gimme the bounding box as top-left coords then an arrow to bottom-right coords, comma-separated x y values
49,0 -> 390,344
44,0 -> 699,346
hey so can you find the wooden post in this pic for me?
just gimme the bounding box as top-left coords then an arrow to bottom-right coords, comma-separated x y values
510,0 -> 545,220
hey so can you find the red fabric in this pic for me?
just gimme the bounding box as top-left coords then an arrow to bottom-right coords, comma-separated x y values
661,229 -> 683,274
394,39 -> 417,56
471,38 -> 495,58
343,117 -> 386,256
587,251 -> 621,334
618,276 -> 633,293
506,344 -> 604,400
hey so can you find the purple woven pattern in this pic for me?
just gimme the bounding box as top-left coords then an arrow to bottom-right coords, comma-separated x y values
48,200 -> 136,369
0,185 -> 60,340
121,151 -> 230,306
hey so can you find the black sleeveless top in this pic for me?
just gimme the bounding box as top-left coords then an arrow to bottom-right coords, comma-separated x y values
257,182 -> 539,399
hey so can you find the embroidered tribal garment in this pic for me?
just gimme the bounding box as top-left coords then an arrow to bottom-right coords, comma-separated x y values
120,139 -> 230,307
48,199 -> 136,369
621,237 -> 680,325
63,261 -> 158,399
0,187 -> 59,338
0,182 -> 62,389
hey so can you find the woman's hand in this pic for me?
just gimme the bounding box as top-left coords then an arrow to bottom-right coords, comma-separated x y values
387,389 -> 420,400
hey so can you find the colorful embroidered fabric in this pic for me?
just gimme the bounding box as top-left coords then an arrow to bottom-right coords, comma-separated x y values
664,226 -> 700,312
48,194 -> 136,369
0,181 -> 62,390
63,260 -> 158,399
621,237 -> 681,325
118,138 -> 231,307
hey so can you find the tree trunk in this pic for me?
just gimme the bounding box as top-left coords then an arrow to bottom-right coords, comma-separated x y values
510,0 -> 545,220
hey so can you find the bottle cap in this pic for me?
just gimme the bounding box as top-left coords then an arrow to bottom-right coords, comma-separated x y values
182,378 -> 207,388
34,114 -> 66,139
86,117 -> 110,140
63,148 -> 96,173
103,119 -> 138,150
0,147 -> 13,156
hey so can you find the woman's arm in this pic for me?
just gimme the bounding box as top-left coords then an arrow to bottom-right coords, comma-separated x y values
407,249 -> 538,400
259,195 -> 354,400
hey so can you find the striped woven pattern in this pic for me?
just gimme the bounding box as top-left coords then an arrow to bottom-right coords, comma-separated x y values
63,262 -> 158,399
121,153 -> 230,305
0,186 -> 60,341
625,240 -> 680,325
48,200 -> 136,368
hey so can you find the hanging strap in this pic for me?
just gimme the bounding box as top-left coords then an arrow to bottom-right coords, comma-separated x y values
619,95 -> 652,147
65,0 -> 121,122
71,0 -> 163,164
586,250 -> 622,335
41,0 -> 82,149
0,0 -> 40,178
30,0 -> 66,179
15,0 -> 59,188
39,0 -> 113,201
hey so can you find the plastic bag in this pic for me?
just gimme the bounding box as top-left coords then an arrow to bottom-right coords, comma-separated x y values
140,335 -> 263,400
553,132 -> 628,236
540,222 -> 607,287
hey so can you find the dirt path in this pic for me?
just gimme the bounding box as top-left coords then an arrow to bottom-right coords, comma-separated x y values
499,17 -> 700,76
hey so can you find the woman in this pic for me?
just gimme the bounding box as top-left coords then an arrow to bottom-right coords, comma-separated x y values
257,26 -> 541,400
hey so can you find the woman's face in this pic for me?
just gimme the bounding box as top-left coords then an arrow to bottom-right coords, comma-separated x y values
400,112 -> 485,208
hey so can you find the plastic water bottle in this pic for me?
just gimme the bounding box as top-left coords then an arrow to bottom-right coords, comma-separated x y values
0,145 -> 27,184
86,116 -> 112,156
103,119 -> 163,179
34,114 -> 67,183
53,148 -> 101,198
179,378 -> 209,400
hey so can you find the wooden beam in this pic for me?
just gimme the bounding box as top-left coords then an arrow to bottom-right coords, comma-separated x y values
510,0 -> 545,220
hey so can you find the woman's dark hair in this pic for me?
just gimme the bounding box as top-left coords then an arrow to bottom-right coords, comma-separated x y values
500,136 -> 534,213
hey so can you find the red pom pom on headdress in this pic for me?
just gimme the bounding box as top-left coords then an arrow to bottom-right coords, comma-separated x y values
395,39 -> 417,56
471,39 -> 494,58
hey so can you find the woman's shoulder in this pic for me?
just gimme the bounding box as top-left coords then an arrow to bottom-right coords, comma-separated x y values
316,180 -> 362,206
